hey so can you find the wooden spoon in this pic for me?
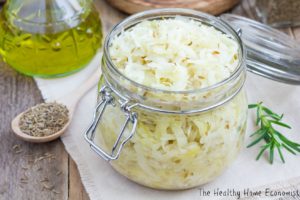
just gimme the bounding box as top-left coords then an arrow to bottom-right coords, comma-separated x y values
11,68 -> 102,143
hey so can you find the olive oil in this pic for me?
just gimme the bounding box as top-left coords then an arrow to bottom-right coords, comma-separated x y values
0,3 -> 102,77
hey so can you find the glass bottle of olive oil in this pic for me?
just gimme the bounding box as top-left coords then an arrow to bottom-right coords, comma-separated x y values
0,0 -> 103,77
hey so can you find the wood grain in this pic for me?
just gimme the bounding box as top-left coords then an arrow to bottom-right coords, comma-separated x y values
0,62 -> 68,200
106,0 -> 240,15
69,159 -> 89,200
0,1 -> 123,199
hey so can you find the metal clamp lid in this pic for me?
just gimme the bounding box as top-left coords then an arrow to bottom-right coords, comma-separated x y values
221,14 -> 300,85
84,86 -> 138,161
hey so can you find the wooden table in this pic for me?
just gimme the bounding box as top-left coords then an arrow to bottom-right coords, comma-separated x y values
0,0 -> 299,200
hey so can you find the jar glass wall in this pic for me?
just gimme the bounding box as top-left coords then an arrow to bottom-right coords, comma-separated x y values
96,90 -> 247,189
89,9 -> 248,190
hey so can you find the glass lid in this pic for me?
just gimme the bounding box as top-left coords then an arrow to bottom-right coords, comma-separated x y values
221,14 -> 300,85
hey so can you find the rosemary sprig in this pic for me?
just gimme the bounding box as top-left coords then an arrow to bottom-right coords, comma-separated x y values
248,102 -> 300,164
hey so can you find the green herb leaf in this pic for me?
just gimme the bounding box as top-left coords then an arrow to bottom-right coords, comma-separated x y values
256,108 -> 261,125
276,145 -> 285,163
247,133 -> 265,148
282,144 -> 296,155
248,102 -> 300,164
248,104 -> 258,109
250,128 -> 267,137
269,120 -> 291,129
269,142 -> 275,164
256,144 -> 270,161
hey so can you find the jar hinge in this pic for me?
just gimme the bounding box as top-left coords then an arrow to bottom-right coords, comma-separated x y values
84,85 -> 138,161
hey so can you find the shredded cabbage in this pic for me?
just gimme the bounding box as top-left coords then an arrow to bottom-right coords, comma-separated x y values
95,18 -> 247,189
97,91 -> 247,189
109,18 -> 239,91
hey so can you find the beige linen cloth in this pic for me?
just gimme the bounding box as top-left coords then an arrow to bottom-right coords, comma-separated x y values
35,51 -> 300,200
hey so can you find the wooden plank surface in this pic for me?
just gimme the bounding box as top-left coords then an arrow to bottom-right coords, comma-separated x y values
0,0 -> 123,200
0,61 -> 68,200
0,40 -> 90,200
0,0 -> 299,200
69,159 -> 89,200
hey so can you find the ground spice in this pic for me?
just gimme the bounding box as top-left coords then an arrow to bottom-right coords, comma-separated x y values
12,144 -> 23,154
11,144 -> 63,195
256,0 -> 300,27
19,103 -> 69,137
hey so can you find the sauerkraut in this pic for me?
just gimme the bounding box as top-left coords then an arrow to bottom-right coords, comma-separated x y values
97,91 -> 247,189
109,18 -> 239,91
95,17 -> 247,190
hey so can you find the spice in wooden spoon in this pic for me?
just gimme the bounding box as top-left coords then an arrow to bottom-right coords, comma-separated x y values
19,103 -> 69,137
11,64 -> 102,143
11,102 -> 71,143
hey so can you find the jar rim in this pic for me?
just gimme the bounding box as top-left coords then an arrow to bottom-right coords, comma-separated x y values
103,8 -> 246,95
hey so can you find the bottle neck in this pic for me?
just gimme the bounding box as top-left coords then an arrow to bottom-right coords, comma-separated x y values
4,0 -> 92,33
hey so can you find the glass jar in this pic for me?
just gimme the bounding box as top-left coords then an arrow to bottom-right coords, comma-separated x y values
85,9 -> 248,190
0,0 -> 103,77
248,0 -> 300,27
